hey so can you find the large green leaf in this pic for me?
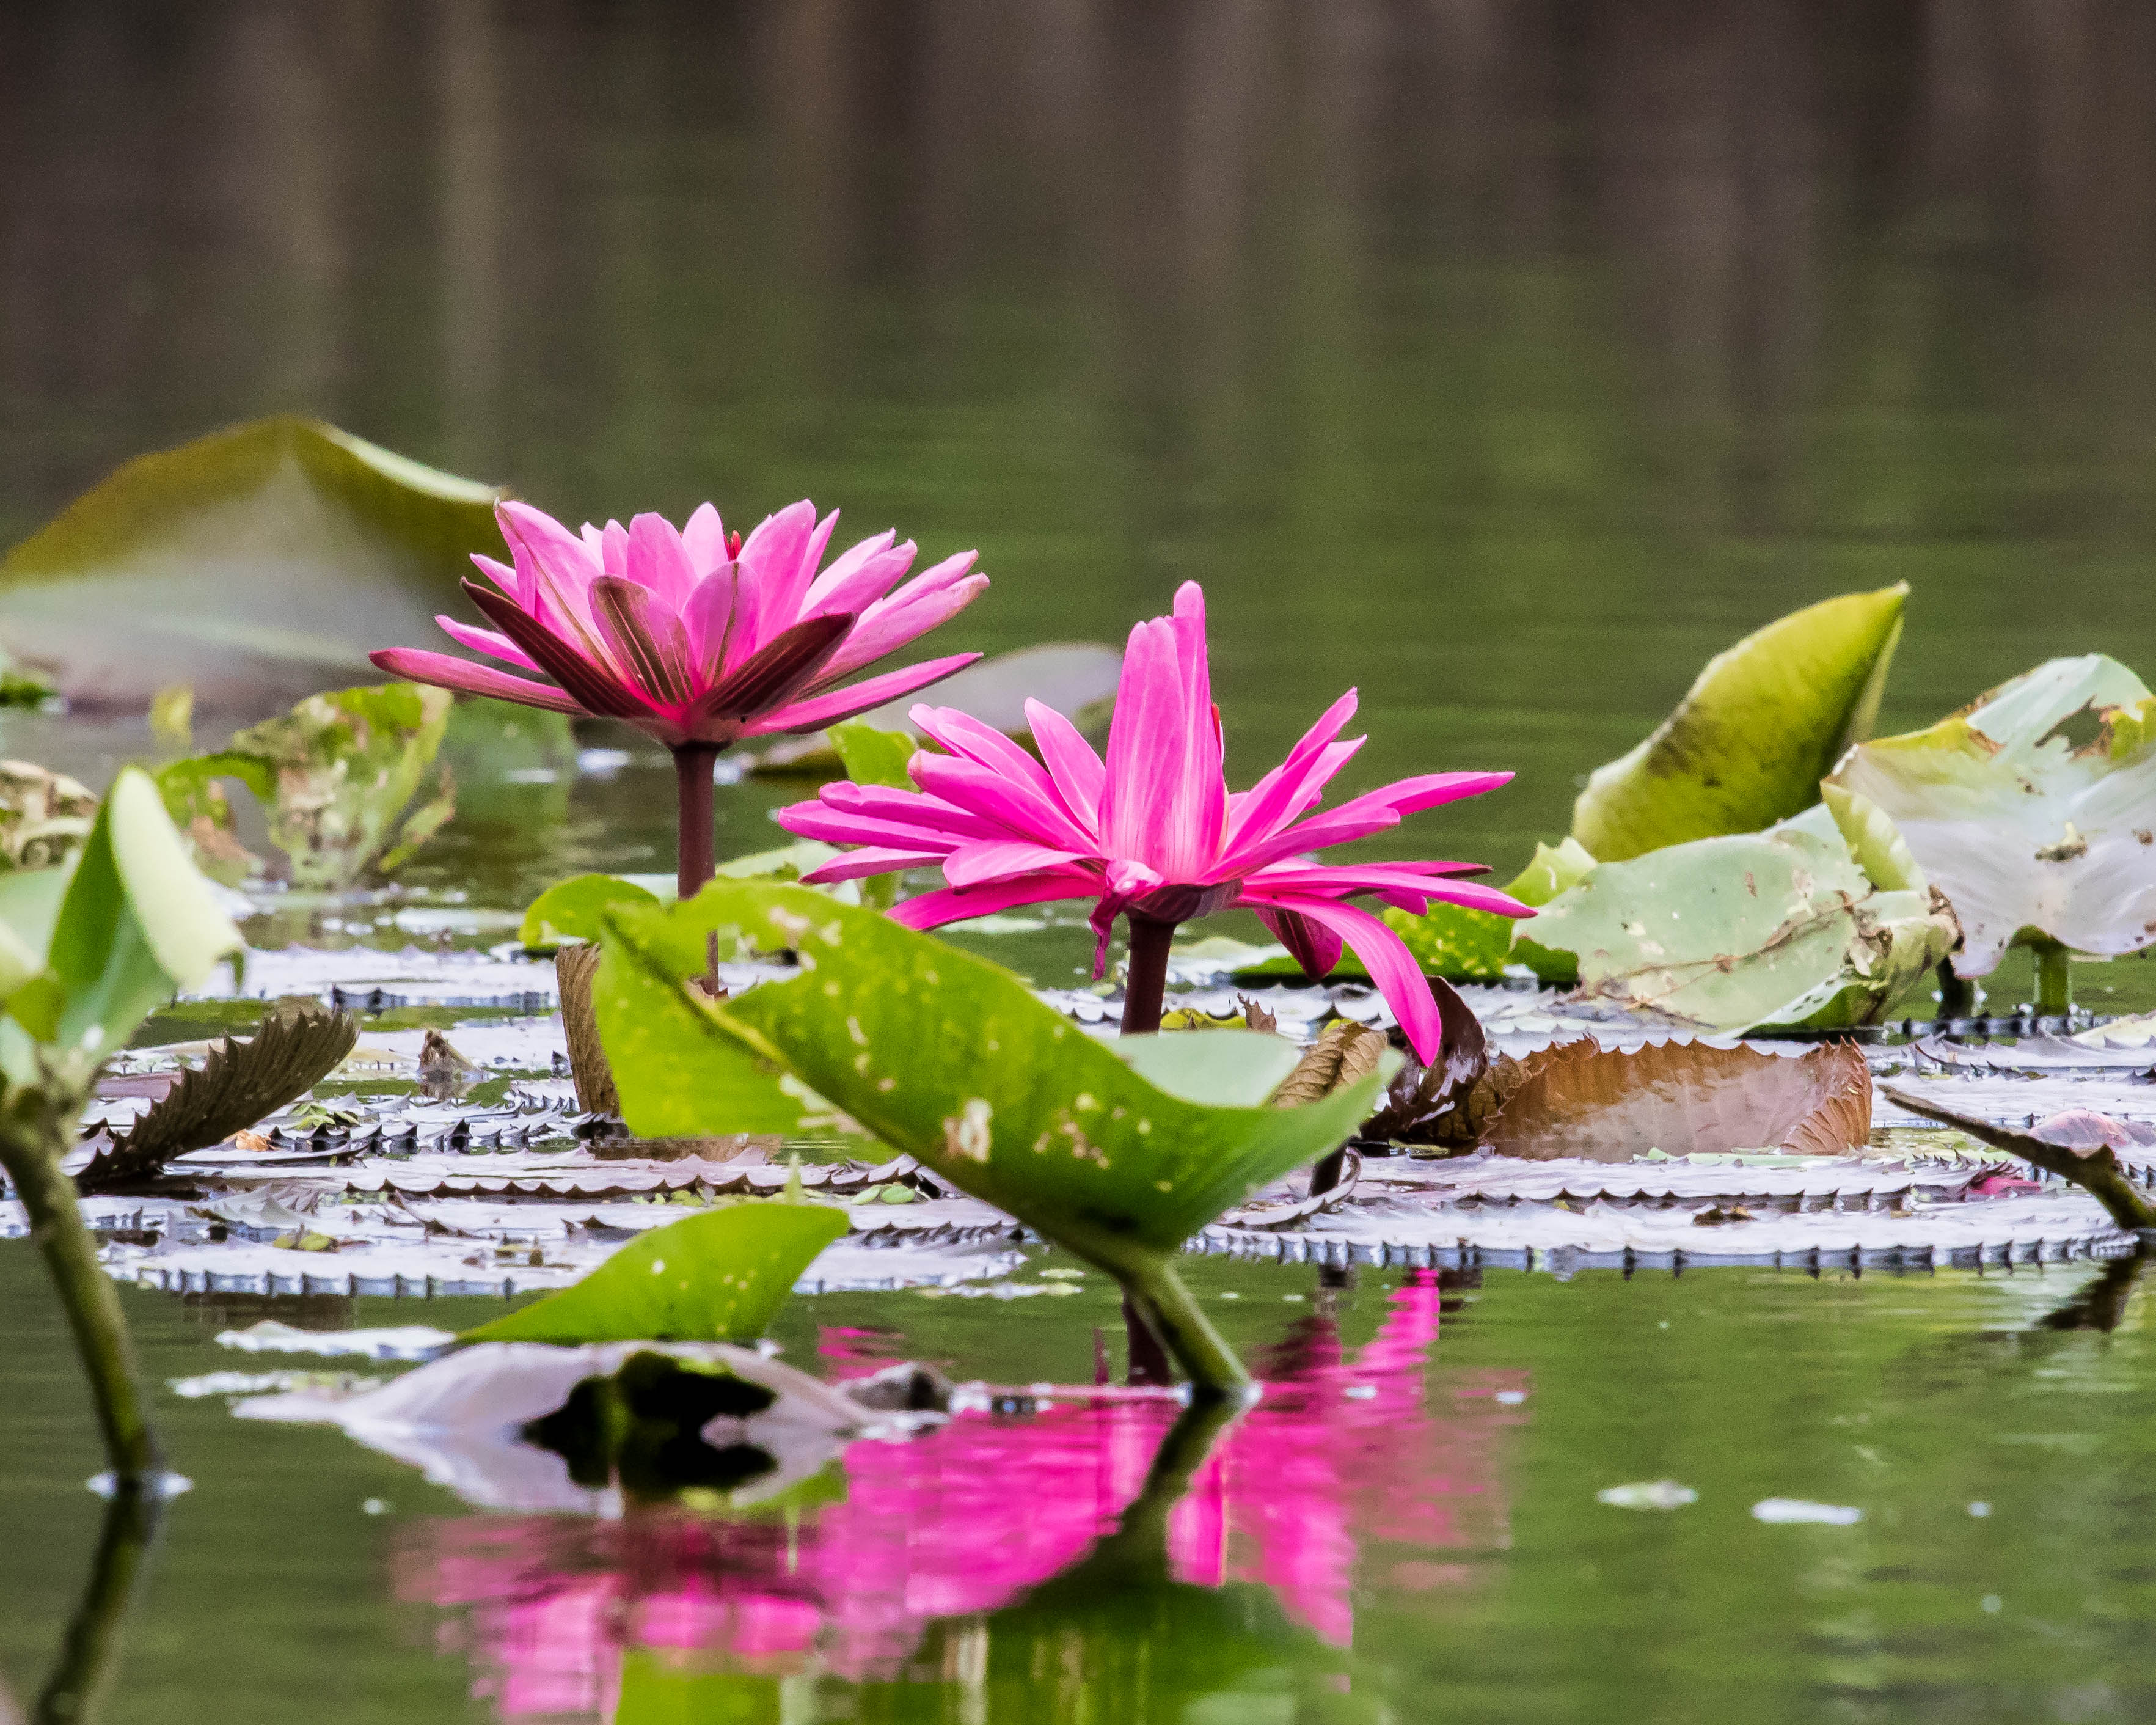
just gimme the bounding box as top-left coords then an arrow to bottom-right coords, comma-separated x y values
1571,584 -> 1907,861
0,417 -> 505,707
1829,654 -> 2156,977
601,884 -> 1387,1259
826,721 -> 918,790
520,873 -> 663,953
463,1204 -> 849,1344
590,898 -> 812,1139
1526,797 -> 1954,1032
45,768 -> 244,1058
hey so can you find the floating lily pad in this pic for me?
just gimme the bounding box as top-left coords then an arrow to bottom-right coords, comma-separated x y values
1386,837 -> 1598,983
1483,1038 -> 1872,1162
0,417 -> 505,708
1572,585 -> 1907,861
1526,799 -> 1955,1032
463,1203 -> 850,1344
1829,653 -> 2156,976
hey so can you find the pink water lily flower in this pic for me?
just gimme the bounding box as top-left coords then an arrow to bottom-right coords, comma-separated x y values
778,580 -> 1527,1058
372,498 -> 987,895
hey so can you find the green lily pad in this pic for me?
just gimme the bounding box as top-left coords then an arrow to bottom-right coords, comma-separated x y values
0,416 -> 505,708
827,722 -> 918,790
601,883 -> 1387,1261
1571,584 -> 1907,861
1526,794 -> 1954,1032
1109,1028 -> 1311,1108
463,1203 -> 849,1344
1829,653 -> 2156,976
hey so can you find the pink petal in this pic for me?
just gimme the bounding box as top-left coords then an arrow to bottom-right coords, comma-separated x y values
1254,893 -> 1447,1063
806,532 -> 909,613
813,570 -> 990,684
497,500 -> 604,646
1098,614 -> 1184,869
944,842 -> 1089,890
736,500 -> 820,653
888,868 -> 1102,931
435,615 -> 542,673
909,705 -> 1061,799
777,802 -> 975,852
469,552 -> 522,604
817,782 -> 1010,840
737,653 -> 979,738
369,648 -> 586,715
797,846 -> 946,884
681,563 -> 739,683
628,513 -> 696,611
681,502 -> 730,573
1025,698 -> 1106,832
1224,688 -> 1364,852
1251,906 -> 1344,980
908,752 -> 1097,852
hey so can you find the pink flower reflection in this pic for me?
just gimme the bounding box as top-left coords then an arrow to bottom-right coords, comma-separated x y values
397,1273 -> 1527,1719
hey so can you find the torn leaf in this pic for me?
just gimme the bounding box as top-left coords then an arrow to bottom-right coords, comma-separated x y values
1829,653 -> 2156,976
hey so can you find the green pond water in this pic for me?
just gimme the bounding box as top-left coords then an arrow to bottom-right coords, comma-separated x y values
7,3 -> 2156,1719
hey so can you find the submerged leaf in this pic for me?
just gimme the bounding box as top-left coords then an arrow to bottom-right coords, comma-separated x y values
600,884 -> 1389,1259
1527,800 -> 1955,1032
75,1004 -> 358,1193
0,416 -> 506,708
1829,654 -> 2156,976
1572,584 -> 1907,861
463,1204 -> 850,1344
1485,1039 -> 1872,1162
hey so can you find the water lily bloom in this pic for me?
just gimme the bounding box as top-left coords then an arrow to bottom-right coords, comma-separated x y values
371,499 -> 987,895
778,580 -> 1527,1057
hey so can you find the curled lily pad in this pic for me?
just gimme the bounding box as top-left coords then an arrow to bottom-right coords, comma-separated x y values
747,643 -> 1122,774
0,416 -> 505,708
463,1203 -> 850,1345
1526,797 -> 1956,1032
1484,1038 -> 1872,1162
599,882 -> 1389,1392
826,722 -> 918,791
1829,654 -> 2156,976
1572,585 -> 1907,861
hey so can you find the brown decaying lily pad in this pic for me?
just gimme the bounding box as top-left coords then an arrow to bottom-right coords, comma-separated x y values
1483,1038 -> 1872,1162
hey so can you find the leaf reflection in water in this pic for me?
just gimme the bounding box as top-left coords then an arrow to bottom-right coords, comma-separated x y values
395,1273 -> 1527,1718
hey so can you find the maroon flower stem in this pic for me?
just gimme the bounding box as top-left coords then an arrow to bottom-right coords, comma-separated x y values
1119,914 -> 1179,1036
672,742 -> 722,903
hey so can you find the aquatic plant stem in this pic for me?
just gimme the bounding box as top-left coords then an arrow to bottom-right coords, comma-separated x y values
1120,914 -> 1177,1036
2033,940 -> 2073,1016
35,1487 -> 162,1725
672,742 -> 722,903
1117,1254 -> 1252,1402
0,1104 -> 161,1486
1935,961 -> 1976,1020
1882,1083 -> 2156,1233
